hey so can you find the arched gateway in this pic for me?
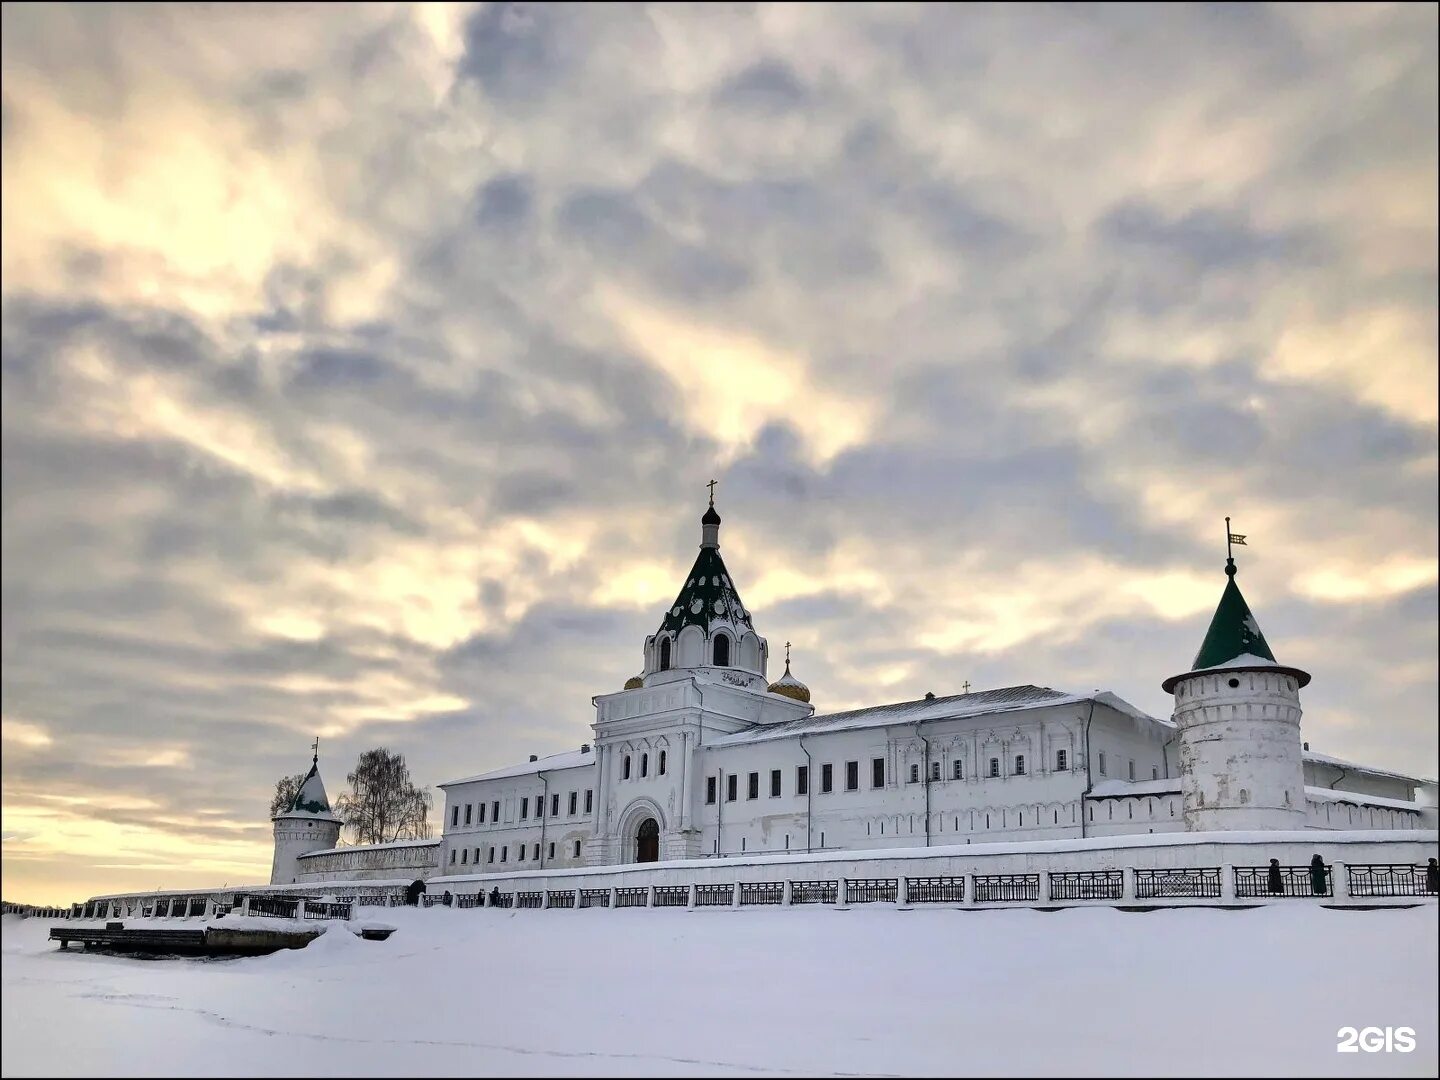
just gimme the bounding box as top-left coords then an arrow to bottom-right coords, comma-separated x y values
636,818 -> 660,863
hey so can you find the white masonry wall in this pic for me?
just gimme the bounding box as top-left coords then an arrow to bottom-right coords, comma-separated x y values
440,763 -> 597,874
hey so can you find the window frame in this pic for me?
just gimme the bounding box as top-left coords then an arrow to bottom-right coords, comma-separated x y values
726,774 -> 738,802
706,776 -> 717,804
796,765 -> 808,796
845,761 -> 859,792
872,757 -> 885,789
821,763 -> 834,794
747,772 -> 759,800
770,769 -> 782,798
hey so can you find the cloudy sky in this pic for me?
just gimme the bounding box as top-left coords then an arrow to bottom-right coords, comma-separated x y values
2,3 -> 1436,905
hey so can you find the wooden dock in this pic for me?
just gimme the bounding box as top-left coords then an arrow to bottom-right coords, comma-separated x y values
51,923 -> 320,956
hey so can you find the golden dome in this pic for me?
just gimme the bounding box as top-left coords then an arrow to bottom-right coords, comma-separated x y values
766,660 -> 810,703
624,675 -> 644,690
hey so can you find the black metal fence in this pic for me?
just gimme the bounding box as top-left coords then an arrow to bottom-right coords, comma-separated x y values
1235,864 -> 1332,898
247,895 -> 300,919
547,891 -> 577,909
615,887 -> 648,908
906,876 -> 965,903
516,891 -> 544,909
187,898 -> 207,917
847,878 -> 898,904
696,884 -> 733,907
302,901 -> 353,920
580,889 -> 610,908
654,886 -> 689,907
1049,870 -> 1124,901
740,882 -> 784,906
456,893 -> 481,908
973,874 -> 1040,902
790,880 -> 838,904
1134,868 -> 1221,899
1347,864 -> 1434,898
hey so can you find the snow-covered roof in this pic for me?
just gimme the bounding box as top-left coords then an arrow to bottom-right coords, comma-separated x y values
707,686 -> 1162,748
275,758 -> 342,822
297,837 -> 440,859
1304,786 -> 1427,813
439,747 -> 595,788
1302,749 -> 1432,786
1087,778 -> 1181,798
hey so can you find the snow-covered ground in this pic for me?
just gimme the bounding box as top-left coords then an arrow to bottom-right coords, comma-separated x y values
2,905 -> 1436,1077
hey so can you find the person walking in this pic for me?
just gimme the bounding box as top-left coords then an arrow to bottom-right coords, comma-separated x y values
1267,858 -> 1284,894
1309,853 -> 1328,896
1426,858 -> 1439,895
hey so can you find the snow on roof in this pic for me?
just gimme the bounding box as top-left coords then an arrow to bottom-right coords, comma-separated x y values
1087,778 -> 1181,798
439,747 -> 595,788
1303,749 -> 1432,786
1193,651 -> 1281,673
297,837 -> 440,859
707,685 -> 1162,748
1304,786 -> 1428,813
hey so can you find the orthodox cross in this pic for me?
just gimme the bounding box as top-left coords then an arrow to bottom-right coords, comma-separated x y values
707,478 -> 717,505
311,736 -> 319,765
962,680 -> 971,694
785,641 -> 791,666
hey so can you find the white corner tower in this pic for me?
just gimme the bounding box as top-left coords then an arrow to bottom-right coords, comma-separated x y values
269,747 -> 343,885
1162,533 -> 1310,832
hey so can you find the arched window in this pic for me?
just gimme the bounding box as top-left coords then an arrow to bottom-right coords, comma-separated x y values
623,755 -> 632,780
641,753 -> 649,778
659,638 -> 671,670
659,750 -> 667,775
713,633 -> 730,667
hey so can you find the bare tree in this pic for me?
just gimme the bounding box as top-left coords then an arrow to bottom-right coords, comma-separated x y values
268,772 -> 306,818
334,748 -> 432,844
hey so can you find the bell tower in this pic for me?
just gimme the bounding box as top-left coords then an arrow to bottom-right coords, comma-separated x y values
269,743 -> 344,885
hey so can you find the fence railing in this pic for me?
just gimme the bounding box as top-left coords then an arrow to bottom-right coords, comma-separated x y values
1049,870 -> 1124,901
847,878 -> 898,904
580,889 -> 610,909
614,887 -> 648,909
456,893 -> 481,908
740,882 -> 784,906
695,884 -> 733,907
974,874 -> 1040,903
516,891 -> 543,909
654,886 -> 688,908
906,876 -> 965,903
246,895 -> 299,919
302,901 -> 353,921
1346,864 -> 1435,898
546,891 -> 577,909
790,880 -> 838,905
1134,867 -> 1221,899
1234,865 -> 1332,898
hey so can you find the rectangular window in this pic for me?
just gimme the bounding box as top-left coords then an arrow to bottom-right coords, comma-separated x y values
770,769 -> 781,797
1015,755 -> 1026,776
821,763 -> 833,793
930,761 -> 941,781
989,757 -> 1000,778
573,840 -> 581,858
451,806 -> 459,827
659,750 -> 667,775
500,846 -> 507,863
1152,766 -> 1159,781
846,761 -> 859,791
568,791 -> 577,816
461,848 -> 468,864
796,765 -> 808,795
517,845 -> 524,862
464,804 -> 472,825
552,793 -> 560,817
585,789 -> 593,813
727,774 -> 738,802
449,849 -> 456,864
706,776 -> 717,804
1056,749 -> 1067,771
547,842 -> 554,860
1098,752 -> 1107,776
532,843 -> 539,861
872,757 -> 885,789
487,847 -> 495,864
492,800 -> 500,821
747,772 -> 759,800
535,795 -> 543,818
909,763 -> 919,784
520,799 -> 529,820
474,847 -> 480,864
953,759 -> 963,780
1128,760 -> 1135,781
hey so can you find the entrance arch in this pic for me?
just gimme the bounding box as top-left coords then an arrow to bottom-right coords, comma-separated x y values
636,818 -> 660,863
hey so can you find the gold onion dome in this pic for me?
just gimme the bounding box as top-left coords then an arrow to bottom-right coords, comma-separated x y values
624,674 -> 644,690
767,659 -> 811,703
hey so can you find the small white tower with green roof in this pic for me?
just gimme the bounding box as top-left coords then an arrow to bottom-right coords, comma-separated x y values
1162,536 -> 1310,832
269,745 -> 344,885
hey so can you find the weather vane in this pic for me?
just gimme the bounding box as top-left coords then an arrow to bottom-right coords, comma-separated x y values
1226,516 -> 1247,565
311,735 -> 319,765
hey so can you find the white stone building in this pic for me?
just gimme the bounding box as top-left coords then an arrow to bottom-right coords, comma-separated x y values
270,498 -> 1436,887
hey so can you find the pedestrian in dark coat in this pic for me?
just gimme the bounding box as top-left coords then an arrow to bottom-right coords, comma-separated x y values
1309,854 -> 1328,896
489,886 -> 501,907
1426,858 -> 1439,894
1267,858 -> 1284,894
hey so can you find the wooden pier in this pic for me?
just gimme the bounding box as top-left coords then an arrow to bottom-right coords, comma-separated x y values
50,923 -> 320,956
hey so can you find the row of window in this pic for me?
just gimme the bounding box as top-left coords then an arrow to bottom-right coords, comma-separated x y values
621,750 -> 666,781
450,789 -> 594,829
1096,753 -> 1155,781
448,839 -> 585,866
657,632 -> 731,671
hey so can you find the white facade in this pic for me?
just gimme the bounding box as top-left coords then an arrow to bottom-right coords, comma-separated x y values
274,499 -> 1437,886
